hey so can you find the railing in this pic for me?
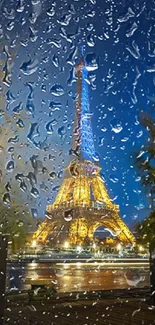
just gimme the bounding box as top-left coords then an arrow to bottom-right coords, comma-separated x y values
47,201 -> 119,213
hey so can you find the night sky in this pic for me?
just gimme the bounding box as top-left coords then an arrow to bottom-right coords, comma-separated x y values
0,0 -> 155,230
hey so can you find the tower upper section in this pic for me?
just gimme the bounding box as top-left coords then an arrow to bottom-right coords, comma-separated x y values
71,57 -> 98,163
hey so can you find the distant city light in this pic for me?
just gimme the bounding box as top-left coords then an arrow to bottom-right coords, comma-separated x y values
32,240 -> 37,248
64,241 -> 69,249
77,245 -> 82,252
139,245 -> 143,252
117,243 -> 122,251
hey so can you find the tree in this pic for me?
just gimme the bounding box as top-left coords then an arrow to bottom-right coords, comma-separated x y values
134,112 -> 155,210
0,202 -> 35,253
134,111 -> 155,304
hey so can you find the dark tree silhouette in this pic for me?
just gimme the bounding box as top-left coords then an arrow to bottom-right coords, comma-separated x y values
134,111 -> 155,304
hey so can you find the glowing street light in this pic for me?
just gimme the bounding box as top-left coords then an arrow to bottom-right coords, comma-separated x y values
139,245 -> 143,252
77,245 -> 82,253
32,240 -> 37,255
64,241 -> 69,249
93,243 -> 96,249
32,240 -> 37,248
117,243 -> 122,251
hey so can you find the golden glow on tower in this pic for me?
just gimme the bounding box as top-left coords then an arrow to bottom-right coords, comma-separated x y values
31,55 -> 135,247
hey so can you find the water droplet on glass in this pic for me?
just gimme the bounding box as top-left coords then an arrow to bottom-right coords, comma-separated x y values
47,7 -> 55,17
57,13 -> 72,26
3,192 -> 11,204
86,53 -> 98,71
45,121 -> 54,134
118,7 -> 135,23
126,22 -> 138,37
31,208 -> 38,218
64,214 -> 72,222
6,160 -> 14,172
31,187 -> 39,198
16,0 -> 25,13
20,180 -> 27,192
52,54 -> 59,68
110,119 -> 123,134
13,102 -> 23,113
20,58 -> 38,75
49,171 -> 57,179
16,119 -> 25,128
58,126 -> 65,137
87,34 -> 95,47
49,101 -> 62,111
27,172 -> 37,186
50,84 -> 64,96
3,7 -> 15,20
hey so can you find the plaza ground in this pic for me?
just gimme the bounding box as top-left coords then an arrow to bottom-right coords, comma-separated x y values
4,288 -> 155,325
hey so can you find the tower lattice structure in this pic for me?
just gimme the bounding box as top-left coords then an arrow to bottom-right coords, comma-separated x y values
32,57 -> 135,246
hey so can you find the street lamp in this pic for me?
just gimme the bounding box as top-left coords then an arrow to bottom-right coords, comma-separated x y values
64,241 -> 69,249
139,245 -> 143,252
77,245 -> 82,253
117,243 -> 122,251
32,240 -> 37,255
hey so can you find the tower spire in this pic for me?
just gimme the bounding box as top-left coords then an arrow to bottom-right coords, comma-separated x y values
71,47 -> 98,162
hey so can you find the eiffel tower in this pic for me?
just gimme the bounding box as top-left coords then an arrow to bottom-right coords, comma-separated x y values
32,53 -> 135,247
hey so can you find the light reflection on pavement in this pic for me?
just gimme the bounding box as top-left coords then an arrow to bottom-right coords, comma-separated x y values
6,261 -> 150,293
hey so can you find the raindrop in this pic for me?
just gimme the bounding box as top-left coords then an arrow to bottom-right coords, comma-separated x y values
124,272 -> 145,286
20,181 -> 27,192
0,146 -> 4,153
6,160 -> 14,172
49,101 -> 62,111
126,40 -> 140,59
147,65 -> 155,73
86,53 -> 98,71
29,26 -> 38,42
5,182 -> 12,191
118,7 -> 135,23
58,171 -> 63,179
57,13 -> 72,26
126,22 -> 138,37
45,121 -> 54,134
7,22 -> 14,31
6,90 -> 15,103
110,175 -> 119,183
66,46 -> 78,66
31,208 -> 38,218
27,172 -> 37,186
16,119 -> 25,128
50,84 -> 64,96
49,171 -> 56,179
47,7 -> 55,17
41,84 -> 46,92
64,214 -> 72,222
110,119 -> 123,133
20,58 -> 38,75
16,0 -> 25,12
52,54 -> 59,68
52,185 -> 60,192
8,135 -> 19,143
47,38 -> 61,48
31,187 -> 39,198
87,34 -> 95,47
58,126 -> 65,137
3,8 -> 15,20
27,123 -> 40,145
13,102 -> 23,113
15,173 -> 24,181
3,192 -> 11,204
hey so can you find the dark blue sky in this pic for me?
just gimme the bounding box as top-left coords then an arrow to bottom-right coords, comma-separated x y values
0,0 -> 155,229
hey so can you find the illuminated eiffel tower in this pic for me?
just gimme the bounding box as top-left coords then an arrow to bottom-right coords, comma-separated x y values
32,53 -> 135,247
